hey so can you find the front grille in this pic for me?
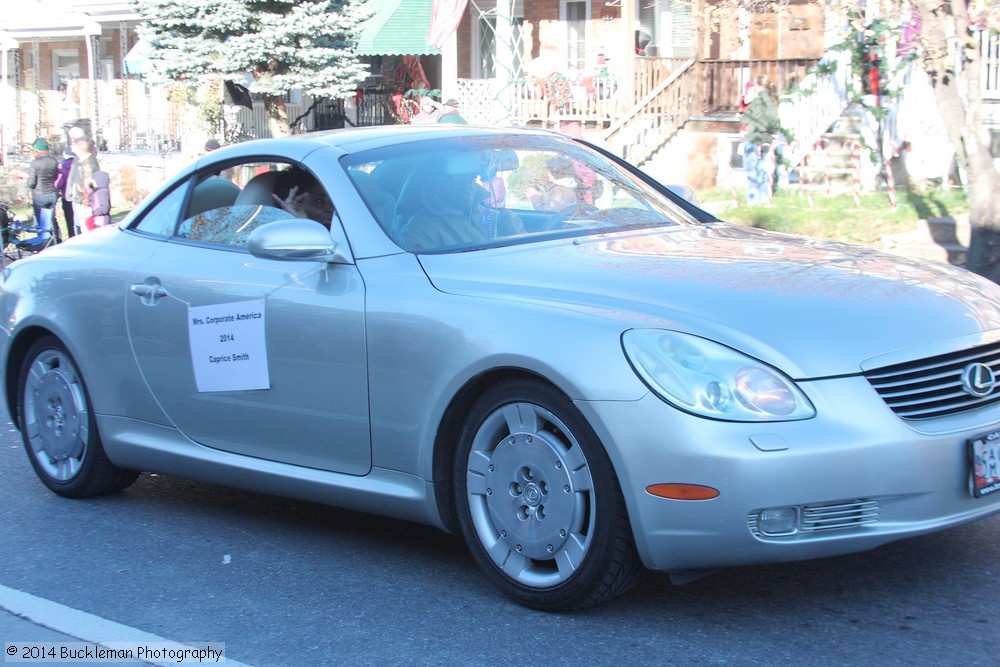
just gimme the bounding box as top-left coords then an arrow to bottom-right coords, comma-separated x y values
799,499 -> 880,533
748,499 -> 880,538
864,342 -> 1000,420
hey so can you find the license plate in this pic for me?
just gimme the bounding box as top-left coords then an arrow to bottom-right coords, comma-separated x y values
970,428 -> 1000,498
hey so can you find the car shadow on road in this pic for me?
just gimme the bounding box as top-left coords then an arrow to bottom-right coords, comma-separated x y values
10,464 -> 999,664
105,471 -> 999,619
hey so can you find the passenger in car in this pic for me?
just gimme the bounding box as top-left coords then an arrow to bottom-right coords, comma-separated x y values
526,156 -> 602,212
271,167 -> 335,228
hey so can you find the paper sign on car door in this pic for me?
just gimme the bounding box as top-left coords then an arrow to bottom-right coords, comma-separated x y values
188,299 -> 270,392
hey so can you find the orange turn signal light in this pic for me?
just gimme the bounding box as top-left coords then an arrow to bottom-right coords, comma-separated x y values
646,483 -> 720,501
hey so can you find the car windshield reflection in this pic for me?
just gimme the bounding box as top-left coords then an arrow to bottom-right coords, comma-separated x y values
342,134 -> 694,253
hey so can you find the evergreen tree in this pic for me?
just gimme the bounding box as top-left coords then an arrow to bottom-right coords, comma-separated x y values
132,0 -> 371,137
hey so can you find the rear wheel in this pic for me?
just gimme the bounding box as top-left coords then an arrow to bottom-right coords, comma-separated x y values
17,337 -> 138,497
454,379 -> 642,610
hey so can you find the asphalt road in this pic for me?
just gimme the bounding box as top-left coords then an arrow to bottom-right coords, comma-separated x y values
2,411 -> 999,667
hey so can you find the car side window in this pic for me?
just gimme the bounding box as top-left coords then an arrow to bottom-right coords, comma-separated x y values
130,184 -> 189,237
174,161 -> 334,248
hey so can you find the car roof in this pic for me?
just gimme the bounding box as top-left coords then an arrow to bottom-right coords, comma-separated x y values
204,125 -> 560,159
319,124 -> 547,150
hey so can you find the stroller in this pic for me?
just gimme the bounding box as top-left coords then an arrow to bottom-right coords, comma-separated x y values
1,202 -> 58,265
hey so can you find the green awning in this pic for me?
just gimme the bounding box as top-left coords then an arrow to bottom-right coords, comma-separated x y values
122,39 -> 151,75
355,0 -> 440,56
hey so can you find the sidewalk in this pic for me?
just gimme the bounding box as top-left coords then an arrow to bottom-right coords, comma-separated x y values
3,607 -> 90,642
2,609 -> 149,666
0,585 -> 244,666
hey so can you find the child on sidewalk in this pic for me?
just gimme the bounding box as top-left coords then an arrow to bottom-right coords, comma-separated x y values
87,171 -> 111,230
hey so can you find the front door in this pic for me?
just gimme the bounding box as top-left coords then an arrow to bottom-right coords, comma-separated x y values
123,164 -> 371,476
126,241 -> 370,475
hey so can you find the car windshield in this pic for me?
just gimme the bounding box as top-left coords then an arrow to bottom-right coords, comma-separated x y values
342,133 -> 697,253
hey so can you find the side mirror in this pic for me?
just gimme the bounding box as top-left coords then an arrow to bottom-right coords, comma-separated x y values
247,218 -> 353,264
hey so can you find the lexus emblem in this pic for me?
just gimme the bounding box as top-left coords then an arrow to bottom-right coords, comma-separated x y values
961,362 -> 997,398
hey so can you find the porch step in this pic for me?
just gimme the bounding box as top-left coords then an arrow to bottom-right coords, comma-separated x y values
685,115 -> 741,133
827,106 -> 867,135
804,128 -> 867,166
880,215 -> 970,265
792,165 -> 859,191
881,241 -> 967,265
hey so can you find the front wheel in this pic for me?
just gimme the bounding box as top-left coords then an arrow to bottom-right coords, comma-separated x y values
454,380 -> 642,610
17,336 -> 139,497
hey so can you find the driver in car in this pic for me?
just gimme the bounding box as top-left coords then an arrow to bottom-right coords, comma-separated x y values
399,166 -> 524,251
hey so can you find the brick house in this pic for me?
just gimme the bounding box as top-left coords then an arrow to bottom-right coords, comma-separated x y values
2,1 -> 996,193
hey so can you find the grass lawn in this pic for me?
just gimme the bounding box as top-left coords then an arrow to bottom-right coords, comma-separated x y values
699,186 -> 970,246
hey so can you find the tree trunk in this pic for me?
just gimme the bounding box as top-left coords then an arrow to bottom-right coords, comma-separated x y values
965,167 -> 1000,283
924,48 -> 1000,281
914,0 -> 1000,283
264,94 -> 291,138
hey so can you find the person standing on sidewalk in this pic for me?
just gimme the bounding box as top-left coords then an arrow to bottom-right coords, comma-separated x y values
740,74 -> 781,205
53,147 -> 76,239
25,138 -> 61,243
65,137 -> 100,235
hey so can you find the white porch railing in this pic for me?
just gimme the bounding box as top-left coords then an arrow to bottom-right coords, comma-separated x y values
458,75 -> 618,127
455,78 -> 512,125
603,59 -> 697,165
778,49 -> 852,169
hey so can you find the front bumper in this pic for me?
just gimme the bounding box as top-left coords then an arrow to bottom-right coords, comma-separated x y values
578,375 -> 1000,573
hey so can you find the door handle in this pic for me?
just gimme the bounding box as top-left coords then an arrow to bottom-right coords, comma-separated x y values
130,283 -> 169,305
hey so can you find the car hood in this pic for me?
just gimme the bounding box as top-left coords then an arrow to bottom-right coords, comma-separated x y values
417,223 -> 1000,378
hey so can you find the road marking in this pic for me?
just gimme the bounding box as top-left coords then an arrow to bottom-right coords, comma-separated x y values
0,584 -> 253,666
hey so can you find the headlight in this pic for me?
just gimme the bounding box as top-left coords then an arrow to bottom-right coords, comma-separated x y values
622,329 -> 815,421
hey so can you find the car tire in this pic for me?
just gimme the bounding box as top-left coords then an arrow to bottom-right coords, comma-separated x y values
17,336 -> 139,498
454,379 -> 643,610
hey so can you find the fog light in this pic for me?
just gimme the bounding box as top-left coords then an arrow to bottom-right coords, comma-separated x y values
756,507 -> 798,535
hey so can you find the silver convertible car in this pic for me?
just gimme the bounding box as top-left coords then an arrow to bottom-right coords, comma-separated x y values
3,126 -> 1000,610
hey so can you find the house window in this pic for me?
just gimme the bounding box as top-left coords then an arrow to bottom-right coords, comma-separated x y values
638,0 -> 662,56
100,58 -> 115,83
563,0 -> 589,70
52,49 -> 81,88
476,15 -> 525,79
19,50 -> 32,88
478,16 -> 496,78
670,0 -> 693,58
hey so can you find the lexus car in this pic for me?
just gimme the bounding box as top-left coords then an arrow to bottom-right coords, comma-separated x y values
2,125 -> 1000,610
